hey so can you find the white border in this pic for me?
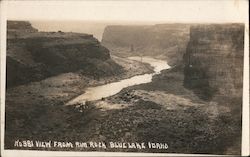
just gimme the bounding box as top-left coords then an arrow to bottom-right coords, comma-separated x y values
241,12 -> 250,156
0,1 -> 7,157
0,0 -> 249,156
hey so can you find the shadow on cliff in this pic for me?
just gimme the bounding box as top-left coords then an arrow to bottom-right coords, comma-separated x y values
183,63 -> 217,101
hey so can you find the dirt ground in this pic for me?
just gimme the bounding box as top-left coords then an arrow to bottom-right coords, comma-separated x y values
5,60 -> 241,155
85,65 -> 242,154
4,56 -> 152,148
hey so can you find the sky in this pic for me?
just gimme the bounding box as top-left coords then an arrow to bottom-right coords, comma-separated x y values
4,0 -> 249,23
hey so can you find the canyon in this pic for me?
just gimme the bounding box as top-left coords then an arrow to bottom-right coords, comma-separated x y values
102,24 -> 190,65
5,21 -> 244,155
98,23 -> 244,154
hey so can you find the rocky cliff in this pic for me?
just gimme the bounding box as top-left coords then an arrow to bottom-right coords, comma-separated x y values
7,21 -> 122,88
183,24 -> 244,100
102,24 -> 190,65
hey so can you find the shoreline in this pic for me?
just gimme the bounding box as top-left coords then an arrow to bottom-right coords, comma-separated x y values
5,58 -> 242,154
4,55 -> 155,150
6,55 -> 154,105
66,56 -> 169,105
87,65 -> 242,154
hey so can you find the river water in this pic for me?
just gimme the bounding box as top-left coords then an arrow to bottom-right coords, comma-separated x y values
66,56 -> 170,105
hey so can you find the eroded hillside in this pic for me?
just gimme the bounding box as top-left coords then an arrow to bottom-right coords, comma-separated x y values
7,21 -> 123,87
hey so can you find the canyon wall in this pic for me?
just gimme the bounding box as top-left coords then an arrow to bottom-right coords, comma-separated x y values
102,24 -> 190,65
183,24 -> 244,100
7,21 -> 122,88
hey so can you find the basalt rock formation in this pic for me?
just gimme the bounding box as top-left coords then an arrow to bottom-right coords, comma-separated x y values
102,24 -> 190,65
7,21 -> 122,88
183,24 -> 244,100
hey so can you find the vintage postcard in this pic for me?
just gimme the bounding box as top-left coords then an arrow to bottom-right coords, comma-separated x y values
0,0 -> 249,156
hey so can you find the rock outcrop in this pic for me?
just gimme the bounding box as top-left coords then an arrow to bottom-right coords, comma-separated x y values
102,24 -> 190,65
7,21 -> 122,88
183,24 -> 244,100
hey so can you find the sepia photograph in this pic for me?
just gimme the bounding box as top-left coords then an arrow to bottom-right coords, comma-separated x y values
0,0 -> 249,156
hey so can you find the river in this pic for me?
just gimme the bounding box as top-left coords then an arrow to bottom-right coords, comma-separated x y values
66,56 -> 170,105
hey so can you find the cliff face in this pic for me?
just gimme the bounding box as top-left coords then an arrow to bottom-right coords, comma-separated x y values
7,21 -> 38,34
7,21 -> 122,88
183,24 -> 244,100
102,24 -> 190,65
